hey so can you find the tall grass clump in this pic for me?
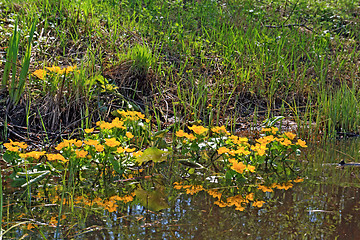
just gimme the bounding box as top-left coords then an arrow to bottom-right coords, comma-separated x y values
317,84 -> 360,137
127,44 -> 154,76
2,19 -> 36,105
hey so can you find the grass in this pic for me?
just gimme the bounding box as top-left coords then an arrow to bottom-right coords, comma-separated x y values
0,0 -> 358,141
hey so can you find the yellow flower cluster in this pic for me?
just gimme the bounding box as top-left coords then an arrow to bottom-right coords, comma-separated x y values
116,146 -> 136,153
32,65 -> 77,80
74,193 -> 135,213
46,153 -> 67,163
173,182 -> 204,195
175,130 -> 196,141
75,150 -> 88,158
211,126 -> 230,135
214,193 -> 255,211
55,139 -> 83,151
96,117 -> 126,130
229,158 -> 255,174
3,140 -> 28,152
117,110 -> 150,122
32,69 -> 46,80
19,151 -> 46,160
262,127 -> 278,135
257,185 -> 274,193
83,139 -> 104,152
105,138 -> 121,148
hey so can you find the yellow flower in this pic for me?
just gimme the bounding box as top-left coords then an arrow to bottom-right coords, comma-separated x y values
49,216 -> 57,227
117,147 -> 125,153
253,201 -> 265,208
297,139 -> 308,148
46,153 -> 67,162
251,143 -> 267,156
256,135 -> 275,145
125,147 -> 136,153
75,150 -> 88,158
27,223 -> 36,230
105,138 -> 121,147
55,142 -> 69,151
188,125 -> 208,135
84,139 -> 99,146
46,65 -> 64,74
214,200 -> 227,208
32,69 -> 46,80
176,129 -> 187,137
4,144 -> 20,152
185,185 -> 204,195
247,165 -> 256,172
186,134 -> 197,141
271,127 -> 278,134
133,151 -> 143,157
173,182 -> 184,190
229,158 -> 246,174
84,128 -> 94,134
126,132 -> 134,139
246,193 -> 254,201
217,146 -> 230,155
280,138 -> 292,146
24,151 -> 46,160
275,182 -> 293,190
284,132 -> 296,140
212,126 -> 230,135
257,185 -> 273,193
235,206 -> 245,211
4,140 -> 28,152
74,140 -> 83,148
64,65 -> 77,73
112,118 -> 126,129
95,144 -> 104,152
292,178 -> 304,183
207,189 -> 222,200
97,121 -> 114,130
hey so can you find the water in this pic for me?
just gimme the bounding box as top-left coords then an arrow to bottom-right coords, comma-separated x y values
5,138 -> 360,239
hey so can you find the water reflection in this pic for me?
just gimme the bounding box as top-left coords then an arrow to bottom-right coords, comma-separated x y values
5,138 -> 360,239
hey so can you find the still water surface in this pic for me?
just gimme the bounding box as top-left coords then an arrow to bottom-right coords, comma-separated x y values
83,138 -> 360,239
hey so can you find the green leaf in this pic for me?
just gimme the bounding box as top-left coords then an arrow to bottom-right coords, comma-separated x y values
178,159 -> 204,169
135,147 -> 171,164
152,129 -> 169,139
263,116 -> 285,127
21,171 -> 50,188
108,154 -> 124,175
3,152 -> 18,164
135,186 -> 169,211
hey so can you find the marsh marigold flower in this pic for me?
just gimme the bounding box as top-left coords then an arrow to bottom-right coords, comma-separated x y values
176,130 -> 187,138
188,125 -> 208,135
296,139 -> 307,148
217,146 -> 230,155
212,126 -> 230,135
293,178 -> 304,183
105,138 -> 121,147
126,132 -> 134,139
253,201 -> 265,208
47,153 -> 67,162
284,132 -> 296,140
75,150 -> 88,158
32,69 -> 46,80
84,128 -> 94,134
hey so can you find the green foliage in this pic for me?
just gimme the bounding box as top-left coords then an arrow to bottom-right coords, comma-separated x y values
126,44 -> 154,75
2,19 -> 36,105
317,84 -> 360,137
